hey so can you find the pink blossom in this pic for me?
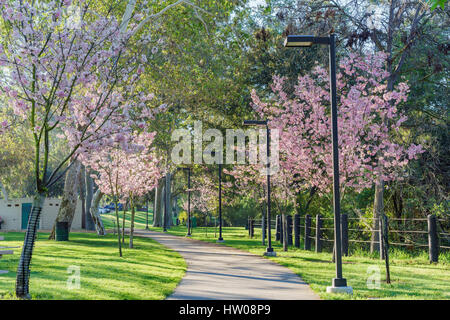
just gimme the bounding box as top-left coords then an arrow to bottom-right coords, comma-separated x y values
237,51 -> 425,199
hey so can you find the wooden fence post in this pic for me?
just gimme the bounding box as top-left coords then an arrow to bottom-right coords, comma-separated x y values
305,214 -> 311,250
294,214 -> 300,248
262,216 -> 267,239
315,214 -> 322,253
287,215 -> 293,246
341,214 -> 349,256
428,214 -> 439,263
279,215 -> 284,244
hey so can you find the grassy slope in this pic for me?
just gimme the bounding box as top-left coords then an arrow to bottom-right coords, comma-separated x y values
101,209 -> 153,230
148,224 -> 450,300
0,231 -> 186,300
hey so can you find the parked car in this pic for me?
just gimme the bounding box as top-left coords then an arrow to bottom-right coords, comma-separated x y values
99,207 -> 110,214
105,203 -> 123,211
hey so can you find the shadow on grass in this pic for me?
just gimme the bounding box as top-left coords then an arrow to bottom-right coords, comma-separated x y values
0,231 -> 186,300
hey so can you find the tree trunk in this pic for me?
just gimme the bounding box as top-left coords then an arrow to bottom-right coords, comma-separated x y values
79,166 -> 86,229
152,177 -> 164,227
15,192 -> 46,299
0,179 -> 8,202
122,201 -> 127,245
48,160 -> 81,240
261,205 -> 266,246
371,178 -> 384,253
282,213 -> 288,252
165,173 -> 172,228
161,184 -> 166,227
129,197 -> 135,249
90,189 -> 106,235
114,201 -> 122,257
84,168 -> 95,231
173,195 -> 179,224
152,192 -> 156,226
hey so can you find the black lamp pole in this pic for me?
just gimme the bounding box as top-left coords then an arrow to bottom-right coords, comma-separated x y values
285,33 -> 349,289
163,173 -> 168,232
328,34 -> 345,287
266,125 -> 273,255
186,168 -> 192,237
218,163 -> 224,242
243,120 -> 275,257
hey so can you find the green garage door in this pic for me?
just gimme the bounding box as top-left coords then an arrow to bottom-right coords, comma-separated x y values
21,203 -> 40,230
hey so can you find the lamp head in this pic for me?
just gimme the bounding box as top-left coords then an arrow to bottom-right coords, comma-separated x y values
284,35 -> 331,47
284,35 -> 314,47
243,120 -> 268,126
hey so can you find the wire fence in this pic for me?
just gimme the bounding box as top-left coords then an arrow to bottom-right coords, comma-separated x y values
248,213 -> 450,262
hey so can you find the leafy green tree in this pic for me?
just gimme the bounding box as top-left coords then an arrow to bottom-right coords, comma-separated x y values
428,0 -> 447,10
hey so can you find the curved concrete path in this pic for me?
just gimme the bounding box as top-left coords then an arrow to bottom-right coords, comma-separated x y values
134,230 -> 319,300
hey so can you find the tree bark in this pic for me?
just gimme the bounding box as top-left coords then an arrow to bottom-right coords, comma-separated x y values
152,177 -> 165,227
79,165 -> 86,229
0,180 -> 8,202
114,200 -> 122,257
84,168 -> 95,231
282,213 -> 288,252
261,204 -> 266,246
165,173 -> 172,228
371,179 -> 384,253
122,201 -> 127,245
129,197 -> 135,249
90,189 -> 106,235
152,191 -> 156,226
173,195 -> 179,224
15,192 -> 46,299
48,160 -> 81,240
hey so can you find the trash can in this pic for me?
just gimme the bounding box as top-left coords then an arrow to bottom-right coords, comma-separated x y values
192,216 -> 197,228
56,222 -> 69,241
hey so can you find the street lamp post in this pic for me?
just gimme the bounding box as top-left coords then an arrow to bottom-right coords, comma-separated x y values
243,120 -> 276,257
285,34 -> 352,294
217,162 -> 224,243
185,167 -> 192,237
163,172 -> 169,233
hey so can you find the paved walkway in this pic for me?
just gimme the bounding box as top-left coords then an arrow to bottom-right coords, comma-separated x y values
134,230 -> 319,300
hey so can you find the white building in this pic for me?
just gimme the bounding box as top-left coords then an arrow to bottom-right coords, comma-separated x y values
0,197 -> 83,231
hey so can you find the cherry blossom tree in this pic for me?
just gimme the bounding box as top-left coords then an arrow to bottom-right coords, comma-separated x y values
0,0 -> 156,298
231,52 -> 424,224
254,52 -> 423,194
225,163 -> 297,251
118,139 -> 161,249
0,0 -> 213,298
82,131 -> 161,254
189,173 -> 217,214
179,170 -> 220,232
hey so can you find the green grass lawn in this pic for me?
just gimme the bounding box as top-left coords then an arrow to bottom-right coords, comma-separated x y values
0,231 -> 186,300
101,209 -> 153,230
148,224 -> 450,300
